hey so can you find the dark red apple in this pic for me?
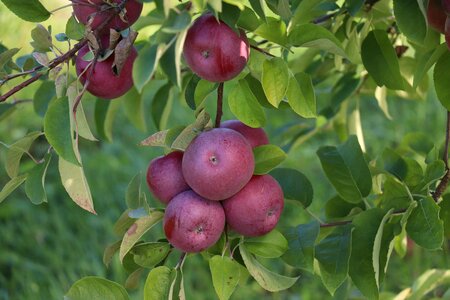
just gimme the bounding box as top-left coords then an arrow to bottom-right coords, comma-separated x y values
163,190 -> 225,253
183,14 -> 250,82
443,0 -> 450,14
75,43 -> 137,99
146,151 -> 190,204
427,0 -> 446,33
446,16 -> 450,49
222,175 -> 284,237
72,0 -> 143,32
221,120 -> 269,148
182,128 -> 255,201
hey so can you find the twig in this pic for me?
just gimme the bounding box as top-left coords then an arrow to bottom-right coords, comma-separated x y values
174,252 -> 186,270
250,45 -> 275,57
312,11 -> 340,24
433,111 -> 450,201
214,82 -> 224,128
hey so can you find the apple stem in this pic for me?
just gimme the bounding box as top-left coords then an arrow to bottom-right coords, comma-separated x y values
214,82 -> 224,128
432,111 -> 450,201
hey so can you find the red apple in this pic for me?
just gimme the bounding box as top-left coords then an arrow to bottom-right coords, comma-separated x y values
222,175 -> 284,237
427,0 -> 446,33
443,0 -> 450,14
75,43 -> 137,99
183,14 -> 250,82
182,128 -> 254,201
163,190 -> 225,253
221,120 -> 269,148
146,151 -> 190,204
73,0 -> 143,32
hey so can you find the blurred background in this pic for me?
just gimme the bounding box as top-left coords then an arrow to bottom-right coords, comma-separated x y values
1,1 -> 450,299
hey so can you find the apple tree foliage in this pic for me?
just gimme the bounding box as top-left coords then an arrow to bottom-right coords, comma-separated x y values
1,0 -> 450,299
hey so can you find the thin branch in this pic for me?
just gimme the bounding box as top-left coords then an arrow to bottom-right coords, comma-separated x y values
433,111 -> 450,201
320,220 -> 351,228
174,252 -> 186,270
215,82 -> 224,128
250,44 -> 275,57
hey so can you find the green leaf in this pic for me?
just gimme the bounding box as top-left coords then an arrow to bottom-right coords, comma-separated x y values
119,211 -> 164,262
325,195 -> 365,220
228,80 -> 266,128
253,145 -> 287,175
239,244 -> 299,292
261,58 -> 290,108
133,43 -> 163,93
33,81 -> 55,117
185,75 -> 201,110
414,43 -> 446,88
406,197 -> 444,250
30,24 -> 52,52
67,85 -> 97,142
0,48 -> 19,69
113,209 -> 135,236
361,30 -> 405,90
382,148 -> 408,180
209,256 -> 241,300
94,99 -> 120,142
434,51 -> 450,111
44,97 -> 80,166
0,0 -> 50,22
103,240 -> 121,267
249,0 -> 265,20
120,87 -> 147,132
288,24 -> 348,59
439,194 -> 450,238
345,0 -> 365,15
59,157 -> 95,214
270,168 -> 313,208
317,135 -> 372,203
5,131 -> 42,178
140,126 -> 185,148
408,269 -> 450,300
244,229 -> 288,258
286,72 -> 316,118
171,110 -> 211,150
160,28 -> 188,87
25,153 -> 52,205
254,17 -> 287,46
65,15 -> 85,40
393,0 -> 427,43
372,209 -> 395,289
194,79 -> 218,108
151,83 -> 173,130
282,221 -> 320,272
126,173 -> 142,210
131,242 -> 170,268
144,266 -> 176,300
379,176 -> 412,211
65,276 -> 130,300
315,224 -> 353,295
0,174 -> 27,204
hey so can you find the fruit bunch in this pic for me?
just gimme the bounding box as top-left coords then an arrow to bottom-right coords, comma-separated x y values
146,121 -> 285,253
427,0 -> 450,48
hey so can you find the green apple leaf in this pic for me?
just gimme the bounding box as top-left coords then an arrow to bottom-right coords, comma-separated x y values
131,242 -> 171,268
261,58 -> 290,108
144,266 -> 176,300
0,0 -> 50,22
65,277 -> 130,300
0,174 -> 27,204
245,229 -> 288,258
4,131 -> 43,178
270,168 -> 314,208
209,256 -> 241,300
228,80 -> 266,128
253,145 -> 287,175
25,153 -> 52,205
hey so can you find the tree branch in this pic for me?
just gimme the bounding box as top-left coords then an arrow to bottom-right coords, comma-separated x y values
249,44 -> 275,57
215,82 -> 224,128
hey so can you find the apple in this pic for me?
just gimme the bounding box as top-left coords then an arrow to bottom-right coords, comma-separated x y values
182,128 -> 254,201
427,0 -> 446,33
75,42 -> 137,99
446,16 -> 450,49
222,175 -> 284,237
163,190 -> 225,253
221,120 -> 269,148
183,14 -> 250,82
146,151 -> 190,204
443,0 -> 450,14
72,0 -> 143,32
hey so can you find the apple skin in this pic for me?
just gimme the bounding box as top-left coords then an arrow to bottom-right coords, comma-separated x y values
443,0 -> 450,14
427,0 -> 446,34
75,43 -> 137,99
163,190 -> 225,253
183,14 -> 250,82
73,0 -> 143,32
446,16 -> 450,49
146,151 -> 190,204
182,128 -> 254,201
221,120 -> 269,148
222,175 -> 284,237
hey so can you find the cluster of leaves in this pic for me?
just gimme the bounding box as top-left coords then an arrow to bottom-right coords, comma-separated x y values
2,0 -> 450,299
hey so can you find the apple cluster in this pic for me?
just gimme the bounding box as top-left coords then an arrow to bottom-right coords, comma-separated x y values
72,0 -> 143,99
427,0 -> 450,47
146,121 -> 285,253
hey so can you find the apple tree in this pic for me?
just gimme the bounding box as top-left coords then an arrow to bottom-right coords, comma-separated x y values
1,0 -> 450,299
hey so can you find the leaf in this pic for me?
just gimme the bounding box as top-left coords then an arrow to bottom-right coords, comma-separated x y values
171,110 -> 210,150
228,80 -> 266,128
379,176 -> 412,211
317,135 -> 372,203
254,17 -> 287,46
0,174 -> 27,204
126,173 -> 142,210
0,0 -> 50,22
144,266 -> 176,300
94,99 -> 120,142
67,85 -> 97,141
361,30 -> 405,90
133,43 -> 164,93
59,157 -> 95,214
408,269 -> 450,300
393,0 -> 427,43
25,153 -> 52,205
103,240 -> 121,267
253,145 -> 286,175
282,221 -> 320,272
261,58 -> 290,108
30,24 -> 52,52
0,48 -> 19,69
5,131 -> 42,178
270,168 -> 313,208
120,87 -> 146,132
325,195 -> 365,220
288,24 -> 348,58
44,98 -> 80,166
209,256 -> 241,300
140,126 -> 185,148
66,15 -> 85,40
244,229 -> 288,258
151,83 -> 173,130
406,197 -> 444,250
119,211 -> 164,262
286,72 -> 316,118
414,43 -> 446,88
433,51 -> 450,111
113,209 -> 135,236
125,268 -> 145,290
131,242 -> 170,268
239,244 -> 299,292
372,209 -> 395,289
439,195 -> 450,238
33,81 -> 55,117
249,0 -> 265,20
381,148 -> 407,180
315,224 -> 353,295
65,276 -> 129,300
